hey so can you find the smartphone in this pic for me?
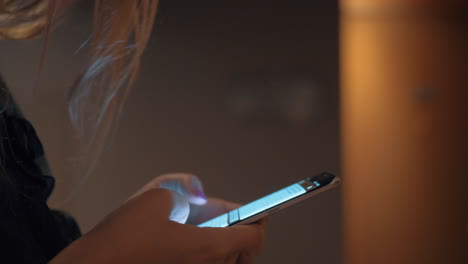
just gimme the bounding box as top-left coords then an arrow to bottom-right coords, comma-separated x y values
198,172 -> 340,228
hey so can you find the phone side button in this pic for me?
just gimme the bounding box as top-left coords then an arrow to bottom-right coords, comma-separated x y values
228,209 -> 240,225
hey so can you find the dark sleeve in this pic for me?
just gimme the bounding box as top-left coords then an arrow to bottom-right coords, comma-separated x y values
50,209 -> 82,245
1,75 -> 81,263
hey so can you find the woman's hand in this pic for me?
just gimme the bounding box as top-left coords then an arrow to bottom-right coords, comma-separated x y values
51,174 -> 267,264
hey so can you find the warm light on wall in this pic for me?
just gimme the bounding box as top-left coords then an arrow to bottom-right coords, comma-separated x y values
340,0 -> 468,263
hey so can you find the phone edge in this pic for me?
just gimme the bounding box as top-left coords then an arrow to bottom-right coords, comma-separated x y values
230,176 -> 341,226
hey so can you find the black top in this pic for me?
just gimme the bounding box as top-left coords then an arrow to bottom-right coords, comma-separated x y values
0,76 -> 81,263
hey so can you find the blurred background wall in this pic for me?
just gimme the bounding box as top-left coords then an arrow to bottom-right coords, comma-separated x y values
0,1 -> 341,264
340,1 -> 468,263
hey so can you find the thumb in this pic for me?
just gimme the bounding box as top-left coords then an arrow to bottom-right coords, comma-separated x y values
166,190 -> 190,224
125,188 -> 191,224
158,173 -> 207,205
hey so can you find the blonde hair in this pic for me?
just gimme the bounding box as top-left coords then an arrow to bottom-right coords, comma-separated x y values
2,0 -> 158,139
0,0 -> 48,39
1,0 -> 159,195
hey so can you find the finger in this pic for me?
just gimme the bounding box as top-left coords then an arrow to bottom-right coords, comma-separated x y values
175,221 -> 266,263
119,188 -> 175,222
127,188 -> 191,224
158,173 -> 207,205
204,222 -> 265,257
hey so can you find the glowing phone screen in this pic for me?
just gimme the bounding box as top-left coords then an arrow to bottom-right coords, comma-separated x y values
198,183 -> 306,228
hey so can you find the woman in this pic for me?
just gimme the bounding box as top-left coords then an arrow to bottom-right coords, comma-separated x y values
0,1 -> 267,263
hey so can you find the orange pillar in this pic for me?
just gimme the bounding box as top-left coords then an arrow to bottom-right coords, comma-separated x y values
340,1 -> 468,263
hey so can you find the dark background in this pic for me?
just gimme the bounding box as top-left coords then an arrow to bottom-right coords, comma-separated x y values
0,1 -> 340,263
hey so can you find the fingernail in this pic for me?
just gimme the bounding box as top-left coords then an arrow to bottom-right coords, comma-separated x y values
191,188 -> 207,199
189,176 -> 206,199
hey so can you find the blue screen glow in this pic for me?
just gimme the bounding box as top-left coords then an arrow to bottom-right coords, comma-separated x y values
198,183 -> 306,228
